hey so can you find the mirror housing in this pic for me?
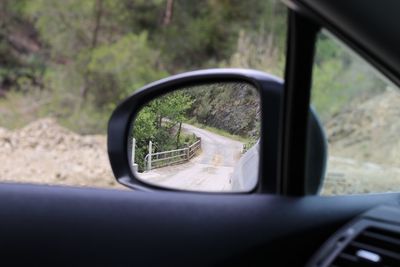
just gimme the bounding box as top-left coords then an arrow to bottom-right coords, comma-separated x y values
107,68 -> 327,193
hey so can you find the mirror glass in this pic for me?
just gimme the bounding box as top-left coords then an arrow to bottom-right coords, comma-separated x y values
129,82 -> 260,192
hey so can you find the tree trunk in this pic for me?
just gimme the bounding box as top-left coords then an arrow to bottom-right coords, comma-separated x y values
80,0 -> 104,101
157,115 -> 162,129
91,0 -> 104,49
162,0 -> 174,26
176,121 -> 182,147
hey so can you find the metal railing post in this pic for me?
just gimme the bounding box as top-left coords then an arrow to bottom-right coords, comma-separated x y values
131,138 -> 138,172
148,141 -> 152,171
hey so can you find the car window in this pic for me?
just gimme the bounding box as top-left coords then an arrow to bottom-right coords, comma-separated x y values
0,0 -> 286,189
312,30 -> 400,195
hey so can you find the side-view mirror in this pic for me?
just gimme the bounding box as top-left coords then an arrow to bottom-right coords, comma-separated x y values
107,69 -> 326,193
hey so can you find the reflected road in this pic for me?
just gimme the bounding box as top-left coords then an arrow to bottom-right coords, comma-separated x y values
139,123 -> 243,191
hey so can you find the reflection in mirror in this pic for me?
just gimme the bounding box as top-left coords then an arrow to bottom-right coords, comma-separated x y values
129,82 -> 260,192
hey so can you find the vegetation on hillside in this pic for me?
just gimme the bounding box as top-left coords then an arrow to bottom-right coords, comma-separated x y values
0,0 -> 286,134
1,0 -> 388,159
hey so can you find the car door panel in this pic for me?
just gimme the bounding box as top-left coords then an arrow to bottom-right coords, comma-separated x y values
0,183 -> 399,266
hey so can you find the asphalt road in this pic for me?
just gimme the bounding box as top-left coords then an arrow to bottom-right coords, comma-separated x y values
138,123 -> 243,192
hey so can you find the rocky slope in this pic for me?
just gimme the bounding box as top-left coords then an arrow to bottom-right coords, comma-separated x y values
189,82 -> 260,138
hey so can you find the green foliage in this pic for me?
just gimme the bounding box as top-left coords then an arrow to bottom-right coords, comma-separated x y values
151,90 -> 194,126
132,106 -> 157,170
86,33 -> 167,106
132,90 -> 194,171
133,107 -> 157,142
24,0 -> 92,58
223,29 -> 285,77
0,0 -> 45,93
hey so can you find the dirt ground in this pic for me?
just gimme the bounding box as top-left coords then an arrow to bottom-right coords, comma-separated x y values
0,118 -> 124,189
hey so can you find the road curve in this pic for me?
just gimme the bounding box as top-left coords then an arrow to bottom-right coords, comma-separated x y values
138,123 -> 243,192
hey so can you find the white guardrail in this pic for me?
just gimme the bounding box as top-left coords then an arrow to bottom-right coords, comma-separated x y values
144,139 -> 201,171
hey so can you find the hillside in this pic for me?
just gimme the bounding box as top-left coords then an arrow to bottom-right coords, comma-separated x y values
326,89 -> 400,165
189,82 -> 260,138
322,88 -> 400,195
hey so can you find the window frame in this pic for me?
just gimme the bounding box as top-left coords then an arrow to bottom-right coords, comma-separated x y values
281,0 -> 400,196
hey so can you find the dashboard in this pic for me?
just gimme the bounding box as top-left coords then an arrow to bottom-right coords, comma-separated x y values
308,206 -> 400,266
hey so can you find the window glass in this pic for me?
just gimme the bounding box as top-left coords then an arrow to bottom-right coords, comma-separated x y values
313,30 -> 400,195
0,0 -> 286,188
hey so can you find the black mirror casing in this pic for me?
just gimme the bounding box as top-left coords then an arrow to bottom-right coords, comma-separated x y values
107,68 -> 326,193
